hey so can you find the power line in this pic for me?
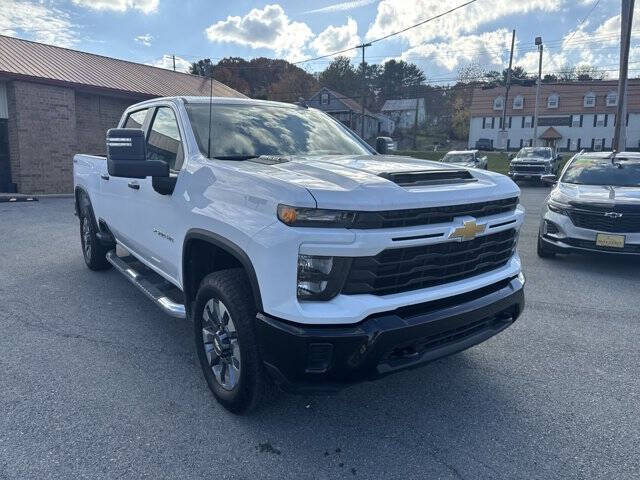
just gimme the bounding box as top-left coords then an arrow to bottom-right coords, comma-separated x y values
564,0 -> 602,46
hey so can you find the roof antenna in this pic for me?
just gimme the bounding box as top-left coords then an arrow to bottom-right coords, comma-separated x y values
207,71 -> 213,159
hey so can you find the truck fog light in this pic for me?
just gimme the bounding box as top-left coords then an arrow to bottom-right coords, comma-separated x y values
517,271 -> 525,285
297,255 -> 352,301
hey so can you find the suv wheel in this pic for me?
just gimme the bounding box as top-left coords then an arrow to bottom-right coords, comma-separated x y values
194,269 -> 266,414
79,201 -> 111,270
537,235 -> 556,258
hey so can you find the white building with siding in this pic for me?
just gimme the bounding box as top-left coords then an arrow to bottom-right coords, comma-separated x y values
468,80 -> 640,151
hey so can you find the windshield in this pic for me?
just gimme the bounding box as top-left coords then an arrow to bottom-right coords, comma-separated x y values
443,153 -> 474,163
562,156 -> 640,187
185,103 -> 372,158
516,148 -> 552,159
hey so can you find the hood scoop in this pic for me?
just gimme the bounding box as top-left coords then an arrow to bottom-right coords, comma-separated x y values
379,169 -> 476,187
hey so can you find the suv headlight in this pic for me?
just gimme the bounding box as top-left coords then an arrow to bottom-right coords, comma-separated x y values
548,200 -> 570,216
297,255 -> 352,300
278,205 -> 356,228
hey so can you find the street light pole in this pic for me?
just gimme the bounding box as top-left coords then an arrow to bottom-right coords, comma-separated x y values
532,36 -> 543,147
500,29 -> 516,151
357,42 -> 372,139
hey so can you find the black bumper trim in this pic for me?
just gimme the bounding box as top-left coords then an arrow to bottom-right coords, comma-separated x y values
256,276 -> 524,393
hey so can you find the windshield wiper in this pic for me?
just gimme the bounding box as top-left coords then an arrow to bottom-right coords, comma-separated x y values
212,155 -> 260,161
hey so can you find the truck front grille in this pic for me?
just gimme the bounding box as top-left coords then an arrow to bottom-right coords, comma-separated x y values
350,197 -> 518,229
511,164 -> 545,173
342,229 -> 517,296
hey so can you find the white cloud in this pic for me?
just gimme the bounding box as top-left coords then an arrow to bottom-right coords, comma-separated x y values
0,0 -> 78,47
205,4 -> 314,60
366,0 -> 563,45
135,33 -> 153,46
310,18 -> 360,57
72,0 -> 159,14
305,0 -> 378,14
150,54 -> 191,73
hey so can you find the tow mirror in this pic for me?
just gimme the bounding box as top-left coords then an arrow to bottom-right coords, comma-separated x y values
376,137 -> 389,154
106,128 -> 168,179
540,174 -> 557,185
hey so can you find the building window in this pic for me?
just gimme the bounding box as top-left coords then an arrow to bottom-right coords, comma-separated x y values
571,115 -> 580,127
491,117 -> 496,129
596,114 -> 605,127
576,138 -> 581,150
320,92 -> 329,105
547,93 -> 559,109
482,117 -> 486,129
584,92 -> 596,107
513,95 -> 524,110
524,116 -> 532,128
606,91 -> 617,107
493,96 -> 504,111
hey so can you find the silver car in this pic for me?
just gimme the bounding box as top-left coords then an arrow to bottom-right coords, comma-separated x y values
441,150 -> 488,169
537,151 -> 640,257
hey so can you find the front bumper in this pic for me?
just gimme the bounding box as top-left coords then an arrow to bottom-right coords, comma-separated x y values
540,210 -> 640,255
256,275 -> 524,393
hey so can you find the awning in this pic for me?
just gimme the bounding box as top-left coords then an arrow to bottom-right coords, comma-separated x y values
539,127 -> 562,139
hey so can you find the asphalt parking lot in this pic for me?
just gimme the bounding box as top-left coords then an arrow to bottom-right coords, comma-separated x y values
1,186 -> 639,480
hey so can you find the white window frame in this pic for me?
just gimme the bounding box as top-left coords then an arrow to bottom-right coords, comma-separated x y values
524,116 -> 533,128
584,92 -> 596,108
512,95 -> 523,110
547,94 -> 559,109
571,114 -> 580,127
606,91 -> 617,107
596,114 -> 605,127
493,96 -> 504,111
320,92 -> 329,105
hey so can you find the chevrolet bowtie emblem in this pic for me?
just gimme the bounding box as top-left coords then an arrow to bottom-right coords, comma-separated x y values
449,220 -> 486,241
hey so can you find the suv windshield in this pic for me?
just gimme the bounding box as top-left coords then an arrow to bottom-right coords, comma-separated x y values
562,156 -> 640,187
516,148 -> 552,159
185,103 -> 372,158
443,153 -> 474,163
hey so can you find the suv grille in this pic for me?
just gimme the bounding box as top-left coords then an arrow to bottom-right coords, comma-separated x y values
351,197 -> 518,229
342,229 -> 517,296
568,205 -> 640,233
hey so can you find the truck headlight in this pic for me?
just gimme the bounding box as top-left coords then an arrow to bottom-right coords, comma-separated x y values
278,205 -> 356,228
548,200 -> 570,216
297,255 -> 352,300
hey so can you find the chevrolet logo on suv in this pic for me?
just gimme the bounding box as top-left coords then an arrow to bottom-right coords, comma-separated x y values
449,219 -> 486,241
603,212 -> 623,219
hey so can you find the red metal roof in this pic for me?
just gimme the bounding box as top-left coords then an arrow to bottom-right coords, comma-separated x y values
0,35 -> 244,99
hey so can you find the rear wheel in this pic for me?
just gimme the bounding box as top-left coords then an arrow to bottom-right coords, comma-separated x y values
79,201 -> 111,270
537,235 -> 556,258
194,269 -> 265,414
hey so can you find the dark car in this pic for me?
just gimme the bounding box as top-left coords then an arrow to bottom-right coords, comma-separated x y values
475,138 -> 493,151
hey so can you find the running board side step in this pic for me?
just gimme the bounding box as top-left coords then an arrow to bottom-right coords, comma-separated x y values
106,250 -> 186,319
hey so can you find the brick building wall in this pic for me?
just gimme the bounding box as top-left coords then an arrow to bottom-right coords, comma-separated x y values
5,80 -> 143,194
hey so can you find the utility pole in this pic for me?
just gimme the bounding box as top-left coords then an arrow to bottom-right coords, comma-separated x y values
500,29 -> 516,151
172,55 -> 176,72
613,0 -> 635,152
357,43 -> 371,139
532,36 -> 543,147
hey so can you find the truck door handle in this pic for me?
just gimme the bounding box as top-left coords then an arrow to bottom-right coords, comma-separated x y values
100,174 -> 109,180
128,181 -> 140,190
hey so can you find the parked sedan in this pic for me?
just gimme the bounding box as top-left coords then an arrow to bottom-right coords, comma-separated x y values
537,151 -> 640,258
509,147 -> 561,182
441,150 -> 488,169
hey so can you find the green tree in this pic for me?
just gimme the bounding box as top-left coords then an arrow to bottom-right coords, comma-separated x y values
377,59 -> 426,98
318,57 -> 359,95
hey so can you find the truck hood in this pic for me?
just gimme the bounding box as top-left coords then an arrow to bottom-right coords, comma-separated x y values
231,154 -> 519,210
557,183 -> 640,205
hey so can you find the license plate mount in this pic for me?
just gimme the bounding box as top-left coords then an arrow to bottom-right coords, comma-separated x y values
595,233 -> 625,249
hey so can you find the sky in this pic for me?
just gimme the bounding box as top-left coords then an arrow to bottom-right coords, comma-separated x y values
0,0 -> 637,83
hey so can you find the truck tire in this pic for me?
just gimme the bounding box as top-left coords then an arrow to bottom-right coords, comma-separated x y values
194,269 -> 266,414
79,201 -> 111,271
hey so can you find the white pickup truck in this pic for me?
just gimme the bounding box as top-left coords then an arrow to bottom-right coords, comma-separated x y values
74,96 -> 525,413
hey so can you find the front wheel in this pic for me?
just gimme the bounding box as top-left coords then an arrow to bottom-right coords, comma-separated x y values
194,269 -> 266,414
79,203 -> 111,271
